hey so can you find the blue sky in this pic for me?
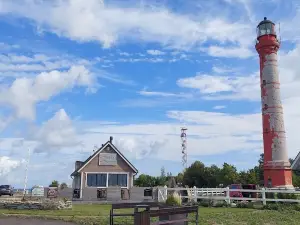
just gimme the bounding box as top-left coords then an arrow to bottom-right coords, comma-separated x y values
1,0 -> 300,187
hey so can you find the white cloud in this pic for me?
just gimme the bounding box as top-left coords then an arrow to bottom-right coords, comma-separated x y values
139,90 -> 192,98
147,50 -> 165,56
212,66 -> 238,74
119,52 -> 131,56
31,109 -> 81,153
77,111 -> 262,161
0,0 -> 254,51
0,53 -> 92,77
205,46 -> 254,58
1,0 -> 300,185
0,42 -> 20,51
177,44 -> 300,101
0,156 -> 24,177
177,74 -> 249,94
0,65 -> 97,120
213,105 -> 226,109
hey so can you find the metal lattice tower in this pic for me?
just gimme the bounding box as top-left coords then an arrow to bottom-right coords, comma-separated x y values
23,148 -> 31,198
181,127 -> 187,169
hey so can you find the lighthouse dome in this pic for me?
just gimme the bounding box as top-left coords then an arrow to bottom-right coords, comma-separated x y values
257,17 -> 276,37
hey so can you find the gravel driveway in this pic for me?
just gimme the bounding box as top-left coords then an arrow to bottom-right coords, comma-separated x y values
0,218 -> 77,225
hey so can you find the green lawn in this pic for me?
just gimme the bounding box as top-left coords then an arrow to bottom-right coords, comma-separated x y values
1,204 -> 300,225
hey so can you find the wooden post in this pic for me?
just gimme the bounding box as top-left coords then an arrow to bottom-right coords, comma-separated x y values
134,211 -> 150,225
195,207 -> 199,225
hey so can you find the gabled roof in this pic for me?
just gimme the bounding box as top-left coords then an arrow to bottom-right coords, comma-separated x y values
70,141 -> 138,176
291,151 -> 300,170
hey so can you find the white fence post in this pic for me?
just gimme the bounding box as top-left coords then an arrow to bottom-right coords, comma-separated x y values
164,185 -> 168,200
158,188 -> 162,202
226,187 -> 230,205
193,186 -> 197,202
262,188 -> 266,205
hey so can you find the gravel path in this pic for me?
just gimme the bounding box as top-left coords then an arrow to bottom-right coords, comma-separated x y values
0,217 -> 77,225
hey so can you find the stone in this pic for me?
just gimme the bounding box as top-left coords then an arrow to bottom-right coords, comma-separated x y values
0,199 -> 72,210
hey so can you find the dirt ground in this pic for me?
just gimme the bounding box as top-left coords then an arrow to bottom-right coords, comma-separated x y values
0,217 -> 76,225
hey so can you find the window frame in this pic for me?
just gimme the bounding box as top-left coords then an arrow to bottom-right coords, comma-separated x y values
108,173 -> 128,188
86,173 -> 107,188
85,172 -> 129,189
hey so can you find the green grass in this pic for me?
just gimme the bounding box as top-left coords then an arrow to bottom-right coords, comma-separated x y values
1,204 -> 300,225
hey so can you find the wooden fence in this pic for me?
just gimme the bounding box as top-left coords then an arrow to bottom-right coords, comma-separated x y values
157,186 -> 300,205
110,202 -> 164,225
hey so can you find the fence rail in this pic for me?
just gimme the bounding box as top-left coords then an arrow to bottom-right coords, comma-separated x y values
157,186 -> 300,205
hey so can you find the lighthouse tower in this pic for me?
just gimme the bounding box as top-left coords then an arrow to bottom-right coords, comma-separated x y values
255,17 -> 293,188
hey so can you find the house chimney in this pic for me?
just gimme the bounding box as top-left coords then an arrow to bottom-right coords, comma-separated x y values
75,161 -> 83,170
110,136 -> 113,143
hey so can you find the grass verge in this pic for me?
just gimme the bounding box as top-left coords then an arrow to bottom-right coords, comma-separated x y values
1,204 -> 300,225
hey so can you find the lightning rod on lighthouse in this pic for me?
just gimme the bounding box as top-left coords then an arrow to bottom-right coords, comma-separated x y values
181,127 -> 187,169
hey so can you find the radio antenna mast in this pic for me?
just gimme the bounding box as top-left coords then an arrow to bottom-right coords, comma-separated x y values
181,127 -> 188,169
23,148 -> 31,199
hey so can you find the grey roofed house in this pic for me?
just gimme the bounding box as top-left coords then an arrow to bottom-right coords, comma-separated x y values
291,151 -> 300,170
70,136 -> 138,199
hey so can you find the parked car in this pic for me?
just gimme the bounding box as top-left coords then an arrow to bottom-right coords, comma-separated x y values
0,185 -> 14,196
229,184 -> 258,198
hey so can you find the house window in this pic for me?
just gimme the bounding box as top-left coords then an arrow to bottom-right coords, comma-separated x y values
87,174 -> 107,187
108,174 -> 127,187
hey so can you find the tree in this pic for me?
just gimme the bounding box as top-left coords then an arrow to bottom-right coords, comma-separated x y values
257,153 -> 264,184
134,174 -> 157,187
160,167 -> 166,178
219,163 -> 239,186
205,165 -> 221,187
175,173 -> 184,185
60,182 -> 68,190
49,180 -> 59,187
183,161 -> 206,187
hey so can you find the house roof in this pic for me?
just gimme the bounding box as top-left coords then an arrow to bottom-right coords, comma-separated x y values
70,141 -> 138,177
291,151 -> 300,170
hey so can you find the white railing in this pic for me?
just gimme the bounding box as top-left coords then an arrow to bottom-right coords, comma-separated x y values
157,186 -> 300,205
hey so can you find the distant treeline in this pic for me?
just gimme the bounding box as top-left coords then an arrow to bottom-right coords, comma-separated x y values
134,154 -> 300,187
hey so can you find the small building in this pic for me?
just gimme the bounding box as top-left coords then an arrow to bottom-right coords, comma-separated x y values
70,136 -> 138,199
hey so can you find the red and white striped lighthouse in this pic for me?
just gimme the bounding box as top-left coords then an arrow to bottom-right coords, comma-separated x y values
255,17 -> 293,188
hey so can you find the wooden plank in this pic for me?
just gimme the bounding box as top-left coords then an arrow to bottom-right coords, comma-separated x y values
112,202 -> 162,209
149,206 -> 198,217
151,218 -> 189,225
111,213 -> 134,217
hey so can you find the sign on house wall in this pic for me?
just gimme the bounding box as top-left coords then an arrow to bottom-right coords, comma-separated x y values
99,153 -> 117,165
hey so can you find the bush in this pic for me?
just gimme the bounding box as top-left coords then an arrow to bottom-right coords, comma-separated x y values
276,193 -> 298,204
215,201 -> 229,208
265,192 -> 276,203
166,192 -> 182,206
198,199 -> 213,207
236,201 -> 255,209
198,199 -> 228,208
262,203 -> 300,211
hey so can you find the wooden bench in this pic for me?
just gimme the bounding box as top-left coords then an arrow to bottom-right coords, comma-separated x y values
134,205 -> 199,225
110,202 -> 164,225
